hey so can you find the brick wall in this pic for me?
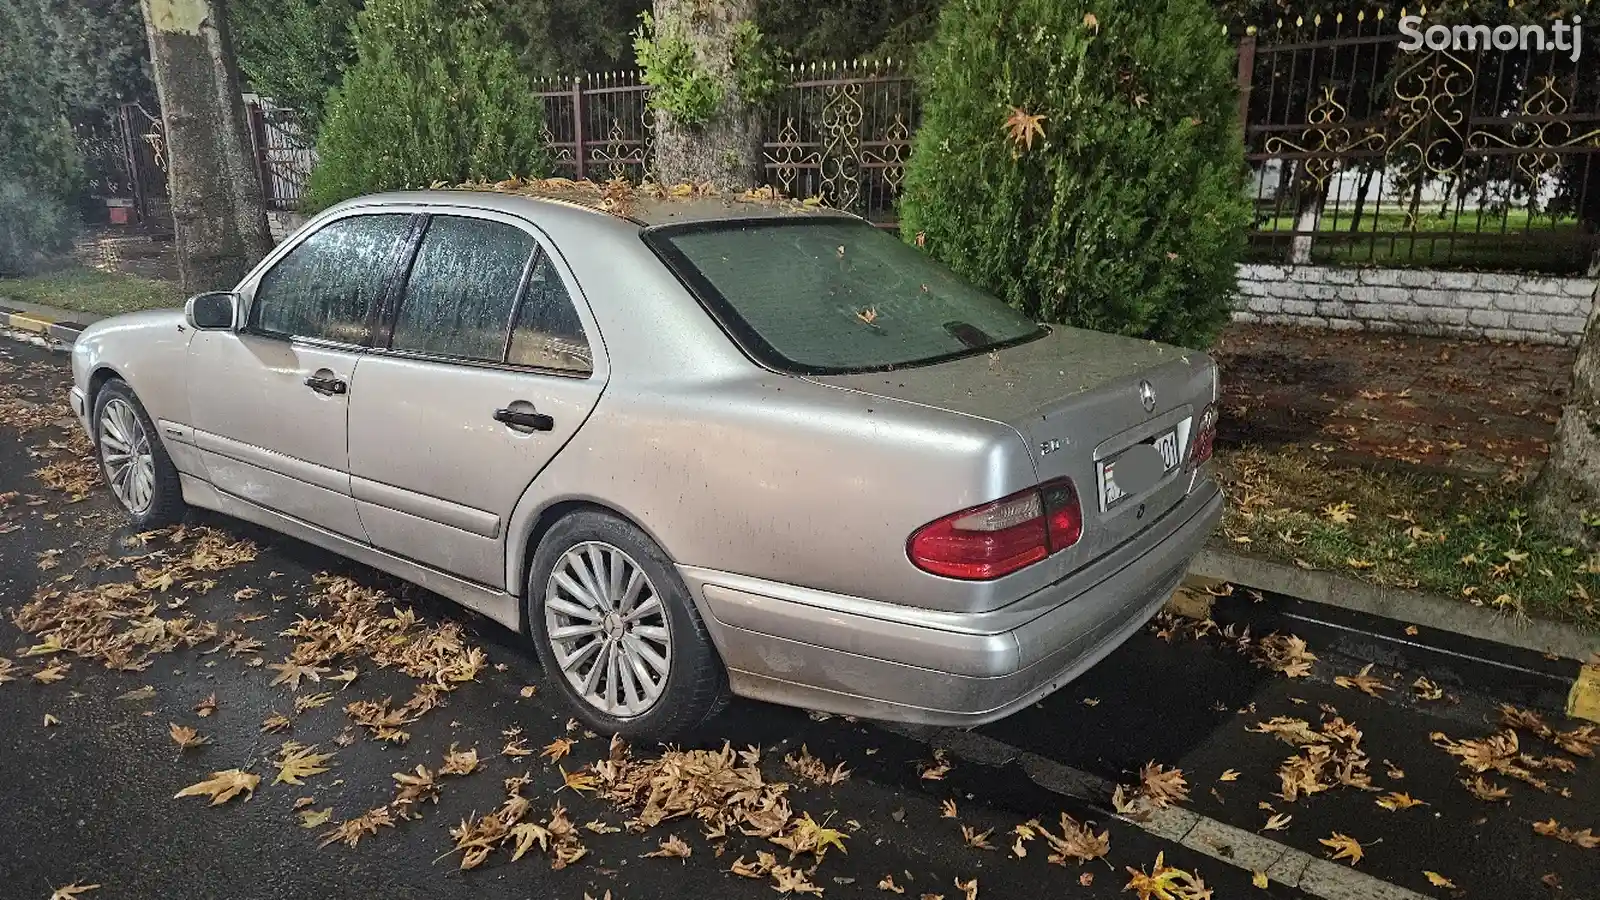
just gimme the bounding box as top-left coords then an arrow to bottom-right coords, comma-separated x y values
1234,264 -> 1597,346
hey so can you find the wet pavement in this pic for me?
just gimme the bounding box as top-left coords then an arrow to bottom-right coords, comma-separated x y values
1,339 -> 1596,900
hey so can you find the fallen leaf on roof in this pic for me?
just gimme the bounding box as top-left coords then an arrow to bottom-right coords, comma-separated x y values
174,768 -> 259,805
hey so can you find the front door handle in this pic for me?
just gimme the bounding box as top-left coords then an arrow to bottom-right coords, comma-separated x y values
304,375 -> 347,395
494,407 -> 554,432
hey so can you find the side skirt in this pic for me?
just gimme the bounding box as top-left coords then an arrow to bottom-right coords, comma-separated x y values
180,474 -> 523,632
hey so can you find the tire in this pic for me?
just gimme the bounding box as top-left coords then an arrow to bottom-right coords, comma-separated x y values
92,379 -> 186,529
526,510 -> 729,741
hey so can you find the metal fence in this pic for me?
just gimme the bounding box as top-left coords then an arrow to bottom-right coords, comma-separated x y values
78,26 -> 1600,273
535,61 -> 915,225
1240,13 -> 1600,273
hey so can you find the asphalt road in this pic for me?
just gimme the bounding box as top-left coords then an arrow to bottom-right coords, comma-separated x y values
1,338 -> 1596,900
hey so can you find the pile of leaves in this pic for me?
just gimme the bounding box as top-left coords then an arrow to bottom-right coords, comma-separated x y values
1248,715 -> 1376,803
270,573 -> 486,741
594,739 -> 847,893
1433,705 -> 1600,803
11,527 -> 258,672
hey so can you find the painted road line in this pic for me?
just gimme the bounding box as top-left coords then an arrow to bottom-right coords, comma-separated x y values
1568,657 -> 1600,724
887,723 -> 1434,900
6,311 -> 55,334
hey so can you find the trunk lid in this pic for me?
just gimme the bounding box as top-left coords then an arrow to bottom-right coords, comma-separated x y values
805,325 -> 1217,570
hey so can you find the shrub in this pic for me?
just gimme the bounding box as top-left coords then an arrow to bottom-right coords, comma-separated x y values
304,0 -> 551,211
898,0 -> 1251,348
0,0 -> 81,275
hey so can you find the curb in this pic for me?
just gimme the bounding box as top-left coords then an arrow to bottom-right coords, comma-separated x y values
0,304 -> 87,348
1190,548 -> 1600,723
1190,548 -> 1600,661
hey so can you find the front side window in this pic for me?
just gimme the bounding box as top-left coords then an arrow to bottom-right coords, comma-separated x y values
390,216 -> 537,361
646,218 -> 1046,374
253,213 -> 412,344
507,251 -> 593,375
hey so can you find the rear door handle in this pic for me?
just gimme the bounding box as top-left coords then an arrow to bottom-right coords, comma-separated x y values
494,408 -> 554,432
304,375 -> 347,395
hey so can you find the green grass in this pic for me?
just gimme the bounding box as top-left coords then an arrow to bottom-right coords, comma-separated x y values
1214,445 -> 1600,629
0,268 -> 184,318
1249,208 -> 1594,272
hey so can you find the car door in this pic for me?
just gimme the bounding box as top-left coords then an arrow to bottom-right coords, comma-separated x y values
188,211 -> 416,541
345,210 -> 607,588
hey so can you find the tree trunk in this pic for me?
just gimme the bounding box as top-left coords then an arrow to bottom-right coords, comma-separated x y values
649,0 -> 761,191
1532,283 -> 1600,548
140,0 -> 272,294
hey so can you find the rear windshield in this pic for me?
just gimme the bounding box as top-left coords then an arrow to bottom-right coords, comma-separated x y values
645,218 -> 1046,374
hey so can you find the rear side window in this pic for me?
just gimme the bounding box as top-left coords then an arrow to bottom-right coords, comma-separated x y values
391,216 -> 537,361
507,252 -> 593,374
253,214 -> 412,344
646,218 -> 1045,374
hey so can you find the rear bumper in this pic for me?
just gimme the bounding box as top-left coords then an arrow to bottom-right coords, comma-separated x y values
681,477 -> 1224,726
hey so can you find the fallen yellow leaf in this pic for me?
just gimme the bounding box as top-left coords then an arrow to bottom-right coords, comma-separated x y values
1423,871 -> 1455,888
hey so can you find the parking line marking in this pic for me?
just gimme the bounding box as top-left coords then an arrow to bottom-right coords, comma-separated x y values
7,312 -> 55,334
887,723 -> 1434,900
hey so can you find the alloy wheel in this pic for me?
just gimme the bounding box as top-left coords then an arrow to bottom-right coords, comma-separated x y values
99,397 -> 155,516
543,541 -> 672,717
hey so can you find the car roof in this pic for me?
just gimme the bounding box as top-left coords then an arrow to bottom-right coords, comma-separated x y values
344,179 -> 853,228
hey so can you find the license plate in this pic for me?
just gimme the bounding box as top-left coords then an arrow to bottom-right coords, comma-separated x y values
1101,430 -> 1181,507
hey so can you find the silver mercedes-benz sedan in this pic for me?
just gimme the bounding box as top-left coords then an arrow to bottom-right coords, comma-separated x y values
68,184 -> 1222,739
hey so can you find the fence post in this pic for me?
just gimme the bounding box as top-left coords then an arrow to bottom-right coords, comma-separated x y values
572,78 -> 587,181
245,99 -> 275,209
1236,34 -> 1257,135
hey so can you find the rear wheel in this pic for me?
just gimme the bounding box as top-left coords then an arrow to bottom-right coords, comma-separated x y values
93,380 -> 185,529
526,510 -> 728,740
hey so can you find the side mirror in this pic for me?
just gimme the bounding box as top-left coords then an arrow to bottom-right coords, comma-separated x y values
185,291 -> 237,331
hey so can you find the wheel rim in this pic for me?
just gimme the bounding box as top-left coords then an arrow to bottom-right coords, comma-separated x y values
544,541 -> 671,718
99,397 -> 155,516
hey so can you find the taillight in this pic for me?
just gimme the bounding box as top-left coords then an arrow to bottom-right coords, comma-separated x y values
908,479 -> 1083,580
1190,403 -> 1218,468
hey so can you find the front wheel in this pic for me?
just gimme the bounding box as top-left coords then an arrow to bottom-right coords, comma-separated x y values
92,380 -> 186,529
525,510 -> 728,740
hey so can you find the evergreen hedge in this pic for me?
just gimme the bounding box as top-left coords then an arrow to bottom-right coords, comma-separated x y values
0,0 -> 81,275
898,0 -> 1251,348
305,0 -> 551,211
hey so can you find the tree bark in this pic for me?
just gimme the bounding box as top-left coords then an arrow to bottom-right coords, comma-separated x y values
1532,283 -> 1600,548
140,0 -> 273,294
649,0 -> 761,191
